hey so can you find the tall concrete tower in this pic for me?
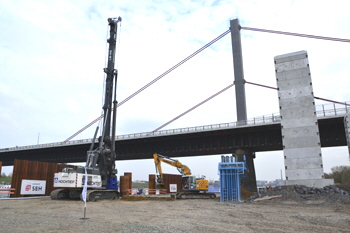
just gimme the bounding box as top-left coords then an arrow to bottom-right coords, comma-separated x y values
274,50 -> 334,188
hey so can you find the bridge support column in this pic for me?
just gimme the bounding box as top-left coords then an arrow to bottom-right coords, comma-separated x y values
235,149 -> 257,193
274,50 -> 333,188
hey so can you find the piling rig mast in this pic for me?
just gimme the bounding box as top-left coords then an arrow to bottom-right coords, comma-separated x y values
51,17 -> 122,201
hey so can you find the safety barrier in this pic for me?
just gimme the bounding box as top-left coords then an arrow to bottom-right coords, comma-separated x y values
127,188 -> 168,195
0,188 -> 15,195
127,189 -> 141,195
143,189 -> 167,195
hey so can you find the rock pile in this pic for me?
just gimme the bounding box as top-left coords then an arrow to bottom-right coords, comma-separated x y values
248,185 -> 350,204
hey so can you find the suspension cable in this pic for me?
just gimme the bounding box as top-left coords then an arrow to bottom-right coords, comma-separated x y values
153,83 -> 234,132
63,30 -> 230,142
245,81 -> 350,106
117,29 -> 230,107
241,26 -> 350,43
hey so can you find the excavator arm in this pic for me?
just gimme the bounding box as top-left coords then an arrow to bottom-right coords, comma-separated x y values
153,153 -> 191,183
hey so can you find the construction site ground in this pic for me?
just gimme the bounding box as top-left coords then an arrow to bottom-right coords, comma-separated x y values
0,192 -> 349,233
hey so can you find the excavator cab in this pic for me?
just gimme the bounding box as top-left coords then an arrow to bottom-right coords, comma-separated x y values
182,175 -> 209,191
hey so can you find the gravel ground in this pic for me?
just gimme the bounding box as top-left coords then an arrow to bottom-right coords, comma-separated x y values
0,194 -> 349,233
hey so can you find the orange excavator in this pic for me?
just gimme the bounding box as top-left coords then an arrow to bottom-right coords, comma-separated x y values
153,153 -> 216,199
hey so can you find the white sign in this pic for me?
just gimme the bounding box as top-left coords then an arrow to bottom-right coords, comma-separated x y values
20,180 -> 46,195
169,184 -> 177,193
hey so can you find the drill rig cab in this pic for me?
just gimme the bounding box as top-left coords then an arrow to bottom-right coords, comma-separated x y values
153,153 -> 216,199
51,17 -> 122,201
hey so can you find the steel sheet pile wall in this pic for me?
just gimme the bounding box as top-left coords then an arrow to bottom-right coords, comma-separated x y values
218,156 -> 245,202
124,172 -> 132,189
148,174 -> 156,194
163,173 -> 182,193
119,176 -> 128,197
11,159 -> 76,197
119,172 -> 132,197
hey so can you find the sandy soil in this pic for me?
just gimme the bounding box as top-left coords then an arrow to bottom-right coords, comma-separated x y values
0,196 -> 349,233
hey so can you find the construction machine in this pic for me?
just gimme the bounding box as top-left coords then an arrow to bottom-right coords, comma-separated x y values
153,153 -> 216,199
51,17 -> 122,201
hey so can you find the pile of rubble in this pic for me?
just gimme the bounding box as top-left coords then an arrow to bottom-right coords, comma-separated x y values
248,185 -> 350,205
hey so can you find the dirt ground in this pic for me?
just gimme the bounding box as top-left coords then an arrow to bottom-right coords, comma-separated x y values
0,196 -> 349,233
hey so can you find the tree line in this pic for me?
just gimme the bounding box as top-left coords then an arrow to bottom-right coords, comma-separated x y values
325,166 -> 350,185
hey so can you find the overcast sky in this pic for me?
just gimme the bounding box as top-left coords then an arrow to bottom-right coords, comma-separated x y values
1,0 -> 350,181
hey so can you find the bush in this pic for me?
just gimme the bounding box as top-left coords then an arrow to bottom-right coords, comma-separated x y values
325,166 -> 350,185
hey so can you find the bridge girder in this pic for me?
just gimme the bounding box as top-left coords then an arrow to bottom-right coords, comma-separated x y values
0,117 -> 346,166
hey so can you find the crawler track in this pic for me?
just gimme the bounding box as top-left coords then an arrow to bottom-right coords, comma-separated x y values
50,189 -> 119,201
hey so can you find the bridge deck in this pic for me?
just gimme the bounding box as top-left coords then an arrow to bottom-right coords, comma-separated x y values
0,106 -> 348,166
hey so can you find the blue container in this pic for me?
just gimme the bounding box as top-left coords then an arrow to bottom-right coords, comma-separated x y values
218,155 -> 245,202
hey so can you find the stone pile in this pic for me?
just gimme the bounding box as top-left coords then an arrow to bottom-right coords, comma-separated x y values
248,185 -> 350,204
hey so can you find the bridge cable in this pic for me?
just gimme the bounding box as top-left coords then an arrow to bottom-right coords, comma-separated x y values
116,29 -> 231,107
241,26 -> 350,43
153,83 -> 235,132
245,81 -> 350,106
63,29 -> 231,142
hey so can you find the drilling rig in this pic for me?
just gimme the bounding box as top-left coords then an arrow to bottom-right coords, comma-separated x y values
51,17 -> 122,201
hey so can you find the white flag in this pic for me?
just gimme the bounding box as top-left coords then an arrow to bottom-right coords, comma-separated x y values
82,167 -> 88,202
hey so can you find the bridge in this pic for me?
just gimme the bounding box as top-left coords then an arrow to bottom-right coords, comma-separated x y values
0,104 -> 347,166
1,19 -> 349,190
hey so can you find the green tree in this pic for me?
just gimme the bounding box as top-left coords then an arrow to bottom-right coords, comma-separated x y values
325,166 -> 350,185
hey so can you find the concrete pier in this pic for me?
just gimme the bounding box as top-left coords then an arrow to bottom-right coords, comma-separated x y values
274,50 -> 333,188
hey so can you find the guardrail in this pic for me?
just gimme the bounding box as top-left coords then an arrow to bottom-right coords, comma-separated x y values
0,188 -> 15,195
1,102 -> 349,153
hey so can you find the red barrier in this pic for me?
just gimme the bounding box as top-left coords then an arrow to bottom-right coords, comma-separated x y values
0,188 -> 15,195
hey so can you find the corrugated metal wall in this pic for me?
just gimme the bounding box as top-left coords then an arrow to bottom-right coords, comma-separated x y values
148,174 -> 156,194
124,172 -> 132,189
11,159 -> 76,197
0,161 -> 2,177
119,175 -> 127,197
119,172 -> 132,197
161,173 -> 183,193
148,174 -> 182,193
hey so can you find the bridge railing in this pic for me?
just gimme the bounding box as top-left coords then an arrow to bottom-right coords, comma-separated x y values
1,102 -> 349,152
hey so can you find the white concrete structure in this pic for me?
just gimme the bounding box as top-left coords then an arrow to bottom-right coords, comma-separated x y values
344,113 -> 350,156
274,50 -> 334,188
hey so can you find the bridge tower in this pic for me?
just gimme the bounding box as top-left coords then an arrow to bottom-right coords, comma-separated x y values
274,50 -> 334,188
230,19 -> 257,192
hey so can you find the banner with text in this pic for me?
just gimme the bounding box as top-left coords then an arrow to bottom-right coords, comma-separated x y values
20,179 -> 46,195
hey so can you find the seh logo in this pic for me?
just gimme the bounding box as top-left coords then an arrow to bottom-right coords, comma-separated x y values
25,185 -> 31,191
